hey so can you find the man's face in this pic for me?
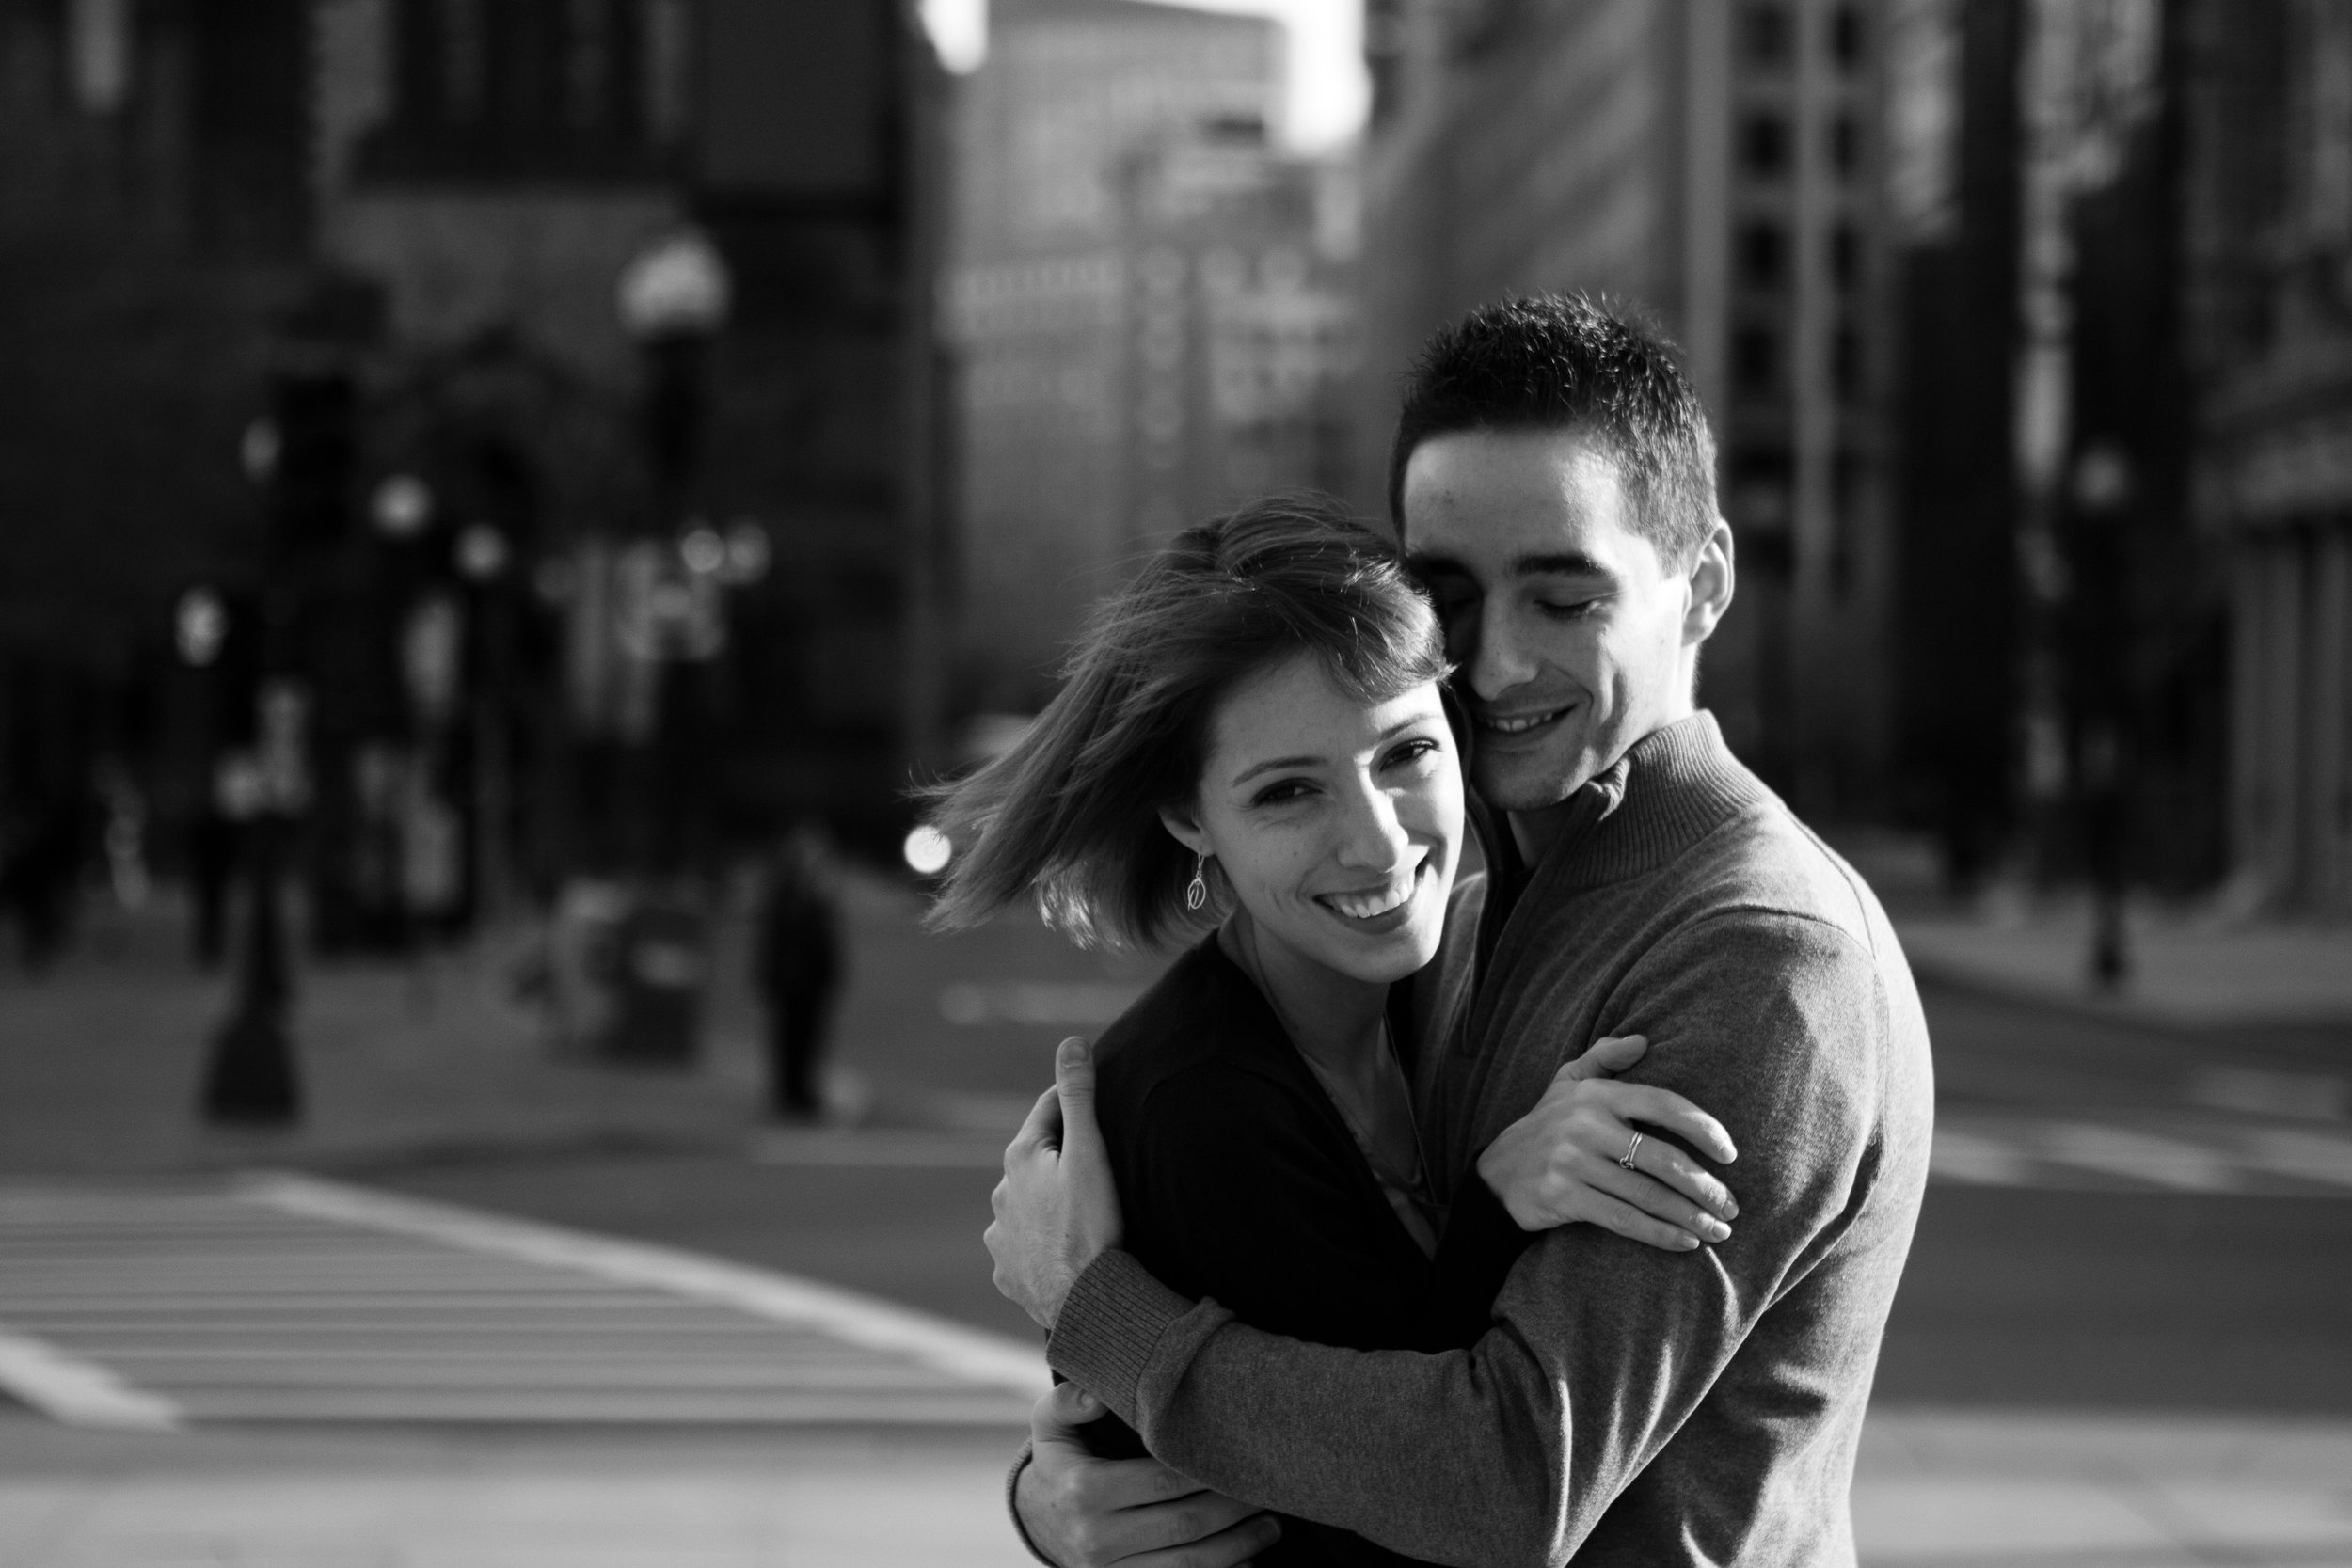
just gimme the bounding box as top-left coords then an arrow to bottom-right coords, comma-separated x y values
1403,427 -> 1711,818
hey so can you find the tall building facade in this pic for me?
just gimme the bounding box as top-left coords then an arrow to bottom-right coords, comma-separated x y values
946,0 -> 1284,705
1359,0 -> 1898,814
1115,137 -> 1360,553
2186,0 -> 2352,913
307,0 -> 950,865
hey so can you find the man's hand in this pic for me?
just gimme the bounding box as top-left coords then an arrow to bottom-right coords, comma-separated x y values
1476,1034 -> 1741,1247
987,1036 -> 1124,1330
1016,1382 -> 1280,1567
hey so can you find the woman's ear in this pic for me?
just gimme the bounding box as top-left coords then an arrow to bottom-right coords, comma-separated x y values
1158,805 -> 1210,860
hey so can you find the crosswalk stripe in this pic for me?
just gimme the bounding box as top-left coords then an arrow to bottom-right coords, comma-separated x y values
0,1175 -> 1046,1430
241,1172 -> 1051,1397
0,1327 -> 182,1431
1932,1116 -> 2352,1196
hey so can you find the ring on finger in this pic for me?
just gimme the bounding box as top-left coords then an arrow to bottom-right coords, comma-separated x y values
1619,1131 -> 1644,1171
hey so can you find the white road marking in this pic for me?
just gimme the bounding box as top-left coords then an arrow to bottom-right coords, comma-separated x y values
239,1172 -> 1050,1398
2034,1122 -> 2242,1193
1927,1128 -> 2037,1187
0,1327 -> 182,1431
1932,1116 -> 2352,1196
0,1176 -> 1046,1429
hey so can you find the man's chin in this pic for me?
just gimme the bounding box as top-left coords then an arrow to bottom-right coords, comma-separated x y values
1470,746 -> 1590,815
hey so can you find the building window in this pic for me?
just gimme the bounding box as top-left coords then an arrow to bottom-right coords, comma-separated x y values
1733,327 -> 1782,399
1729,447 -> 1793,531
1830,223 -> 1861,292
1831,113 -> 1862,179
1834,326 -> 1867,401
1740,112 -> 1790,179
565,0 -> 610,129
1831,5 -> 1866,71
440,0 -> 487,122
644,0 -> 691,144
1740,3 -> 1790,69
1737,220 -> 1788,290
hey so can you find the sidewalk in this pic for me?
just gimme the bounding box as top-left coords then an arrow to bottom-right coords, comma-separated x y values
0,869 -> 1118,1178
5,1402 -> 2348,1567
1897,899 -> 2352,1033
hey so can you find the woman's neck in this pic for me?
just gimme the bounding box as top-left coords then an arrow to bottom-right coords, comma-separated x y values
1216,911 -> 1388,1074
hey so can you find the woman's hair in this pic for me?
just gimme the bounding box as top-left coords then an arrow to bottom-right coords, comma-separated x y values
923,493 -> 1449,949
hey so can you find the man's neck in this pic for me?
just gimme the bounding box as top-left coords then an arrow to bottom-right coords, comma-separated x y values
1504,705 -> 1694,864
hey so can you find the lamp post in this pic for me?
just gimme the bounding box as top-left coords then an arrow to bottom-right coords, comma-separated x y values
616,230 -> 732,512
199,349 -> 354,1125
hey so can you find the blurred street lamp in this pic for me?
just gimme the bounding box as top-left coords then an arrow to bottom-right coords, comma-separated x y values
902,824 -> 953,877
240,419 -> 281,485
371,472 -> 434,539
723,519 -> 771,585
174,586 -> 228,668
2066,441 -> 2137,993
616,230 -> 732,511
455,522 -> 511,582
679,523 -> 726,577
616,230 -> 733,342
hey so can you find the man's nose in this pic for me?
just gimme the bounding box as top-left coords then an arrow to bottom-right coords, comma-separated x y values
1468,600 -> 1536,702
1331,782 -> 1410,870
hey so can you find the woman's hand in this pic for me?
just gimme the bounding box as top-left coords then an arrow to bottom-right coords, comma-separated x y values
1474,1035 -> 1740,1250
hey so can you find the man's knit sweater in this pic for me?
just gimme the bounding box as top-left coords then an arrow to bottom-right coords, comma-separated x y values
1047,713 -> 1934,1566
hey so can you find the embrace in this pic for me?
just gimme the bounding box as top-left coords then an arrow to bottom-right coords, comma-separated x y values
926,296 -> 1934,1566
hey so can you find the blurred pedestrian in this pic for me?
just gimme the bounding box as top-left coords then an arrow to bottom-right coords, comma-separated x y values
755,821 -> 843,1122
0,790 -> 88,973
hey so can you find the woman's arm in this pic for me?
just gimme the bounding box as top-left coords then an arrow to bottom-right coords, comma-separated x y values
1472,1035 -> 1740,1249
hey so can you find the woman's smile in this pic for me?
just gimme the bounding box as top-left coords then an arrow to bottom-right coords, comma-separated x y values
1315,857 -> 1432,926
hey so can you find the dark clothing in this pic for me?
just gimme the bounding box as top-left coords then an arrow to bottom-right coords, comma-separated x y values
768,990 -> 835,1116
1089,939 -> 1480,1568
1051,714 -> 1936,1567
755,859 -> 842,1116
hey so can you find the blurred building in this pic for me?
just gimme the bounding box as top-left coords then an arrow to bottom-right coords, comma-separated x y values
300,0 -> 950,901
2185,0 -> 2352,914
1358,0 -> 1899,816
0,0 -> 316,900
946,0 -> 1300,706
1116,135 -> 1360,553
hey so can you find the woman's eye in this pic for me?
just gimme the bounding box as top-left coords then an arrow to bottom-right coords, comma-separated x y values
1251,780 -> 1313,807
1382,737 -> 1442,770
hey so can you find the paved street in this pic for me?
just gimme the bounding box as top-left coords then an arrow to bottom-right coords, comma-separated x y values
1,883 -> 2349,1564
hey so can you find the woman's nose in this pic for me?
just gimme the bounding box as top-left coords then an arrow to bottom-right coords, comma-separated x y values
1331,783 -> 1410,870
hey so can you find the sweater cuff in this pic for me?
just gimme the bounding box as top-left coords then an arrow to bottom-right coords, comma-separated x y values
1046,1249 -> 1192,1426
1005,1440 -> 1060,1567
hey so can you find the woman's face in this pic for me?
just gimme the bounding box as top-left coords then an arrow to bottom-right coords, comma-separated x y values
1166,652 -> 1462,986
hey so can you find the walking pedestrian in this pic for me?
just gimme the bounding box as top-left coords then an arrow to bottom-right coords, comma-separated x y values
755,821 -> 843,1121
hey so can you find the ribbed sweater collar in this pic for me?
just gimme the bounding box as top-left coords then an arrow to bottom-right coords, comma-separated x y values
1520,711 -> 1772,894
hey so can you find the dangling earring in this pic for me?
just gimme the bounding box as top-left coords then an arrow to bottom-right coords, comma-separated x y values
1185,854 -> 1210,911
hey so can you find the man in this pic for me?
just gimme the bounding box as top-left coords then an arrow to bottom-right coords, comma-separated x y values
990,295 -> 1933,1566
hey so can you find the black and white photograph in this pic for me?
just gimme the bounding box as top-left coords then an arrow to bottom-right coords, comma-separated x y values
0,1 -> 2347,1564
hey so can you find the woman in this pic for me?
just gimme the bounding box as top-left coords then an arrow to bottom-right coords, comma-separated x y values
927,498 -> 1735,1564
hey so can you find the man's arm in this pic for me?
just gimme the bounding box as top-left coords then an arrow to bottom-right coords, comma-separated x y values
1009,1382 -> 1279,1567
1029,915 -> 1894,1568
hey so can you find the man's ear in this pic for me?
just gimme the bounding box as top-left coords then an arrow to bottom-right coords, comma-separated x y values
1682,518 -> 1735,646
1157,805 -> 1210,860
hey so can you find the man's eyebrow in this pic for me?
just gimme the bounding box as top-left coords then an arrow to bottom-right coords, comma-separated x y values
1405,549 -> 1465,577
1513,551 -> 1610,578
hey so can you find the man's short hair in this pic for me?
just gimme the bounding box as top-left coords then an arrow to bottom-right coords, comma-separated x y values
1388,293 -> 1720,567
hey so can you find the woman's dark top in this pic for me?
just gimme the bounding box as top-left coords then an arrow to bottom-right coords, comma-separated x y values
1087,938 -> 1488,1568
